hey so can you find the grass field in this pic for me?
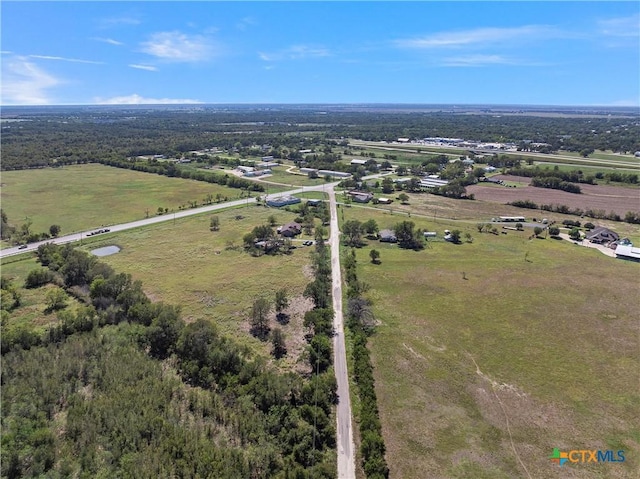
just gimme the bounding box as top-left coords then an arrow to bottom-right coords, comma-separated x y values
0,164 -> 248,236
340,205 -> 639,478
1,203 -> 319,370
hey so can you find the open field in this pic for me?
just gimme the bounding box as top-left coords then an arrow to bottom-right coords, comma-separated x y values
468,176 -> 640,217
0,164 -> 247,237
83,205 -> 315,368
1,203 -> 319,370
339,204 -> 640,478
260,167 -> 330,187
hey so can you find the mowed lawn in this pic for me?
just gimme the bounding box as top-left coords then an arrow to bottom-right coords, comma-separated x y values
341,206 -> 639,478
0,164 -> 246,236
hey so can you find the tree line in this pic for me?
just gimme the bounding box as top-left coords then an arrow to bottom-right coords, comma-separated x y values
343,249 -> 389,478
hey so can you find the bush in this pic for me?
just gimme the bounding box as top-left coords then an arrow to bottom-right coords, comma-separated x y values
24,268 -> 56,289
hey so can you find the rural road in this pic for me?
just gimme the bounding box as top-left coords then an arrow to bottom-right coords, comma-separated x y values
3,174 -> 361,476
327,186 -> 357,479
0,185 -> 331,259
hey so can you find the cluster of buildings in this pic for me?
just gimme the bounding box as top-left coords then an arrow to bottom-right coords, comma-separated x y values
408,137 -> 519,151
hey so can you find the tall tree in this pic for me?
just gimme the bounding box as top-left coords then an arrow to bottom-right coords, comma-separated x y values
251,297 -> 271,340
271,327 -> 287,359
274,289 -> 289,322
342,220 -> 363,247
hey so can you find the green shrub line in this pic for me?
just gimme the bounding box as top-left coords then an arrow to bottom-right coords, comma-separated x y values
343,248 -> 390,478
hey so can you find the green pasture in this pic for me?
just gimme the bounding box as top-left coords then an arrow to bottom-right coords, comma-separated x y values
340,205 -> 640,478
262,167 -> 328,187
0,164 -> 249,236
531,162 -> 640,177
91,205 -> 313,360
1,204 -> 317,367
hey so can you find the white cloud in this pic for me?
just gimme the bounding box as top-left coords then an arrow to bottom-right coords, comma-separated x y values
236,16 -> 257,31
129,64 -> 158,72
99,16 -> 141,28
94,94 -> 201,105
29,55 -> 103,65
1,56 -> 61,105
259,45 -> 331,62
442,54 -> 534,67
598,14 -> 640,38
140,31 -> 217,62
395,25 -> 558,49
93,37 -> 124,46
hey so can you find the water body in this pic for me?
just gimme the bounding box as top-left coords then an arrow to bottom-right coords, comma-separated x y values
91,245 -> 121,257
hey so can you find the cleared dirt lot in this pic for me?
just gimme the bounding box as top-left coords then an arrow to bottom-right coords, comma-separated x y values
468,175 -> 640,216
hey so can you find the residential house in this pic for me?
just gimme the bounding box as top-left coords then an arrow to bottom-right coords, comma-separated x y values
379,229 -> 397,243
347,191 -> 374,203
586,227 -> 619,245
280,222 -> 302,237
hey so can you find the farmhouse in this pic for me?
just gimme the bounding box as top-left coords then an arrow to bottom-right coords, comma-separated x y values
347,191 -> 374,203
279,222 -> 302,237
266,196 -> 301,207
498,216 -> 526,222
350,158 -> 368,165
379,229 -> 397,243
586,227 -> 619,245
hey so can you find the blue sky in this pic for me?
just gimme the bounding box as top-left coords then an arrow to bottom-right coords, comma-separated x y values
2,1 -> 638,106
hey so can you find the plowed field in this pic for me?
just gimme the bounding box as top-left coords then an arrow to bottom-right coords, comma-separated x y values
468,175 -> 639,216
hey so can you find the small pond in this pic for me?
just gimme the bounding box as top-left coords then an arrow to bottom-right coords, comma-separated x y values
91,245 -> 121,257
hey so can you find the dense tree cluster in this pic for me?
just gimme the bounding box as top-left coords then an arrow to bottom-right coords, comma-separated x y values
1,243 -> 339,477
530,177 -> 582,194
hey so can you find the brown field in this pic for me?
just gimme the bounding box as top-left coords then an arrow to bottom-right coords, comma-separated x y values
468,176 -> 640,216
